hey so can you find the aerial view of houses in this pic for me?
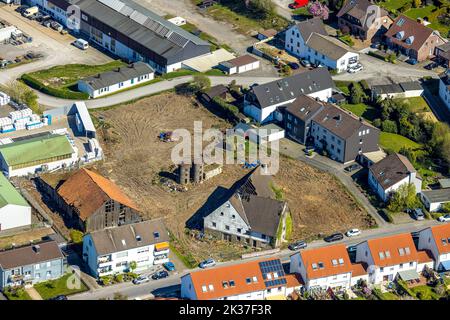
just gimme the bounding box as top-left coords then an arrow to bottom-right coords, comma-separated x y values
1,0 -> 450,311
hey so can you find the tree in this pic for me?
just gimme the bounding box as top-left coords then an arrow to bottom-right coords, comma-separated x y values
381,120 -> 398,134
442,202 -> 450,213
69,229 -> 84,244
349,82 -> 366,104
192,74 -> 211,92
128,261 -> 137,272
387,183 -> 420,212
308,1 -> 330,20
413,0 -> 422,8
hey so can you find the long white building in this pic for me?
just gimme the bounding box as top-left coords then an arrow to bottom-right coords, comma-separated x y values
82,219 -> 170,278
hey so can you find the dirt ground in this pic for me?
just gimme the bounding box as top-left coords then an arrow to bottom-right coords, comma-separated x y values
0,227 -> 54,249
88,92 -> 374,264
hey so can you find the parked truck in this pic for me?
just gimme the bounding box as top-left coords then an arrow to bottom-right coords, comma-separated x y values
22,6 -> 39,18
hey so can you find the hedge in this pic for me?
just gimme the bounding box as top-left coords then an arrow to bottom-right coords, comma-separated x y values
212,96 -> 239,120
21,74 -> 89,100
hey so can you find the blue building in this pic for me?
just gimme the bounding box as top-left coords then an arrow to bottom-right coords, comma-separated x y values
0,240 -> 65,290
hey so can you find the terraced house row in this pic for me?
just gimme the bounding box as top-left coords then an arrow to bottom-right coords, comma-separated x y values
180,224 -> 450,300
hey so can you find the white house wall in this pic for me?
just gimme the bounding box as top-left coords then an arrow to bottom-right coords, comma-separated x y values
439,78 -> 450,111
0,204 -> 31,231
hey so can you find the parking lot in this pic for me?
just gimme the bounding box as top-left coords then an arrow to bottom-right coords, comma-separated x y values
0,4 -> 112,84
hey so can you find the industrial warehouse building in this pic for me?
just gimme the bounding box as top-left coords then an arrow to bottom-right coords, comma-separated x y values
0,173 -> 31,232
78,62 -> 155,98
28,0 -> 211,73
0,134 -> 78,177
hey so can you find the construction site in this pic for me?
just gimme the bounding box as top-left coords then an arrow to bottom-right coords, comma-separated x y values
86,92 -> 375,265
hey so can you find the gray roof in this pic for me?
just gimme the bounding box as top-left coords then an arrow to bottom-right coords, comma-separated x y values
421,189 -> 450,204
54,0 -> 209,63
306,33 -> 350,60
369,153 -> 419,190
80,62 -> 154,91
286,94 -> 326,122
73,102 -> 95,133
372,84 -> 404,95
89,219 -> 169,255
439,179 -> 450,189
312,103 -> 377,139
295,18 -> 327,42
250,68 -> 334,109
337,0 -> 389,31
0,241 -> 63,270
399,81 -> 423,91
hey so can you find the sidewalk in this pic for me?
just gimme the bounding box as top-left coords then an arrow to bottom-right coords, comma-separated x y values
25,287 -> 43,300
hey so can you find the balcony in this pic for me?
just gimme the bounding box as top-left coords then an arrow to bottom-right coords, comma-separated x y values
98,255 -> 112,265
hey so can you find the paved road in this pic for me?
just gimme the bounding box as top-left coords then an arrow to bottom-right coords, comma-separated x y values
68,218 -> 443,300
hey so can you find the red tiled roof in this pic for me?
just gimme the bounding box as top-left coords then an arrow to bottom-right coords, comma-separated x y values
367,233 -> 419,267
385,15 -> 435,52
285,273 -> 304,288
417,250 -> 433,263
351,262 -> 368,277
300,244 -> 353,280
187,259 -> 279,300
430,224 -> 450,255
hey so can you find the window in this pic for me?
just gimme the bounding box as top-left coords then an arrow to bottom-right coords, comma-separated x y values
312,263 -> 318,270
153,232 -> 160,239
385,251 -> 391,258
253,276 -> 258,282
225,225 -> 230,231
105,200 -> 114,213
338,258 -> 344,265
379,252 -> 385,260
246,278 -> 252,284
46,271 -> 52,277
231,215 -> 236,219
202,285 -> 207,292
273,272 -> 279,279
220,212 -> 224,216
35,264 -> 40,270
208,284 -> 214,291
212,222 -> 217,228
116,251 -> 128,259
409,262 -> 414,267
222,281 -> 228,288
399,263 -> 403,269
237,228 -> 242,234
405,247 -> 410,255
332,259 -> 338,266
380,267 -> 384,272
399,248 -> 405,256
229,280 -> 235,287
267,273 -> 272,280
318,262 -> 324,269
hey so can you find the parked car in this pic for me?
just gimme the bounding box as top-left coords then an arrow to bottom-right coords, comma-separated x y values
288,240 -> 307,251
407,58 -> 418,65
152,270 -> 169,280
345,229 -> 361,237
50,21 -> 63,32
370,42 -> 381,49
199,258 -> 216,269
412,208 -> 425,221
49,295 -> 67,300
439,214 -> 450,222
163,262 -> 176,271
344,163 -> 362,173
132,275 -> 150,285
288,62 -> 300,70
348,64 -> 363,73
299,59 -> 312,68
425,62 -> 438,70
324,233 -> 344,243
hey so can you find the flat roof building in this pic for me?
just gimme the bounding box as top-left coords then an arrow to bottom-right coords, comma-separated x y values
0,134 -> 78,177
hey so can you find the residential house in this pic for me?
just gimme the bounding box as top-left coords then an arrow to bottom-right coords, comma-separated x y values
82,219 -> 169,278
200,85 -> 229,104
310,104 -> 380,163
257,29 -> 277,41
285,94 -> 326,144
203,167 -> 289,248
418,224 -> 450,272
436,42 -> 450,67
439,69 -> 450,111
29,0 -> 211,73
355,233 -> 432,284
0,173 -> 31,232
219,55 -> 260,75
285,18 -> 359,73
181,258 -> 301,300
290,244 -> 367,290
0,134 -> 78,178
371,81 -> 424,101
0,241 -> 65,290
384,15 -> 446,62
51,168 -> 142,232
78,62 -> 155,98
368,153 -> 422,202
420,189 -> 450,212
244,68 -> 334,123
337,0 -> 393,42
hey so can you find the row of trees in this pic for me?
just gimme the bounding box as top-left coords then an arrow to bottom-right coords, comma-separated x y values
2,80 -> 41,114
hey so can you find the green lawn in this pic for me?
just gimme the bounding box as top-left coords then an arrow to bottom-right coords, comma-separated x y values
292,7 -> 312,17
34,273 -> 88,300
404,5 -> 449,37
27,60 -> 126,88
341,103 -> 380,123
380,132 -> 422,153
381,291 -> 400,300
411,285 -> 442,300
379,0 -> 410,11
3,287 -> 32,300
395,96 -> 431,114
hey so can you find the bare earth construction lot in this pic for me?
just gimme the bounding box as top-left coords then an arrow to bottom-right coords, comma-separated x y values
91,92 -> 375,264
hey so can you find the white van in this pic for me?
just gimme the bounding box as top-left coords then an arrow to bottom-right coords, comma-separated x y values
74,39 -> 89,50
23,6 -> 39,18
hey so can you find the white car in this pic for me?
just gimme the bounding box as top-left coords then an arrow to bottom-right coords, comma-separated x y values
199,258 -> 216,269
348,64 -> 363,73
439,214 -> 450,222
346,229 -> 361,237
132,275 -> 150,285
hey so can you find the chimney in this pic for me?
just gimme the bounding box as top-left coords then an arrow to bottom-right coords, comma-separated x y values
33,245 -> 41,254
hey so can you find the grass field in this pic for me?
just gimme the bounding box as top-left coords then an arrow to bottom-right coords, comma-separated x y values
27,61 -> 126,88
3,287 -> 32,300
411,285 -> 442,300
341,103 -> 379,123
34,273 -> 88,300
380,132 -> 422,153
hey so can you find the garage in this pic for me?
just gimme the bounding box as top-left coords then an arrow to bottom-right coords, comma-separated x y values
219,54 -> 261,75
248,123 -> 285,145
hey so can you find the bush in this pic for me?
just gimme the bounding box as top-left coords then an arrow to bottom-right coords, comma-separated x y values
100,275 -> 113,286
114,274 -> 124,283
69,229 -> 84,244
21,74 -> 89,100
212,96 -> 239,120
382,120 -> 398,134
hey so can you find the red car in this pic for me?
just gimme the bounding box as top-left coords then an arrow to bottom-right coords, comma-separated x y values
289,0 -> 308,9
